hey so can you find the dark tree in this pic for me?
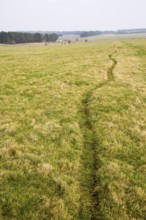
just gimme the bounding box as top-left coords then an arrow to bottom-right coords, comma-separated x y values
34,33 -> 42,42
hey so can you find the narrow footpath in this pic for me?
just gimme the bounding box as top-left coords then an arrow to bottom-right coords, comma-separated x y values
79,53 -> 117,220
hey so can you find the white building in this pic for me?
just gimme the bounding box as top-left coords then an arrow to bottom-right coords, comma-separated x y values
57,35 -> 80,43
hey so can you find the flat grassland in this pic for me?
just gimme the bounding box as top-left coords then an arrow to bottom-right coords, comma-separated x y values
0,39 -> 146,219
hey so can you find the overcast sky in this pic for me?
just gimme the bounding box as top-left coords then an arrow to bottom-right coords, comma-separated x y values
0,0 -> 146,31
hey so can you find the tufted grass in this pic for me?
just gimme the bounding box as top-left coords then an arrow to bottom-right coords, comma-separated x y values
0,40 -> 146,219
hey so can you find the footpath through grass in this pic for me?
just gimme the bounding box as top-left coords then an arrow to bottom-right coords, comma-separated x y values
0,40 -> 146,219
88,40 -> 146,219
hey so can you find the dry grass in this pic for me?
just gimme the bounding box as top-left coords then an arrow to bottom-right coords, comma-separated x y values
0,40 -> 146,219
88,40 -> 146,219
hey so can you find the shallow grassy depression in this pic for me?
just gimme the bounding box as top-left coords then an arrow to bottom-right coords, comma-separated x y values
0,40 -> 146,219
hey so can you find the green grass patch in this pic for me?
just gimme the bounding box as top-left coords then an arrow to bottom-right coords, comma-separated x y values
0,41 -> 146,219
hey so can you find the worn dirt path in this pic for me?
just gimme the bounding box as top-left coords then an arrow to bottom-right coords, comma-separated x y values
79,53 -> 117,220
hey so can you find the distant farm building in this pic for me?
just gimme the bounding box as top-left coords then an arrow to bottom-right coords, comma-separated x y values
57,35 -> 80,44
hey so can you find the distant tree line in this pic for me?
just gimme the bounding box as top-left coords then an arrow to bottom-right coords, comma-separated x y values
0,32 -> 58,44
117,29 -> 146,34
80,31 -> 102,37
44,33 -> 58,42
80,29 -> 146,37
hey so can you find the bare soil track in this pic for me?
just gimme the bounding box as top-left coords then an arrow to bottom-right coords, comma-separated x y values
79,53 -> 117,220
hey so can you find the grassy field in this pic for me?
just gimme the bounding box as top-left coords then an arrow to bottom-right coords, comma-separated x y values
80,33 -> 146,42
0,39 -> 146,219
